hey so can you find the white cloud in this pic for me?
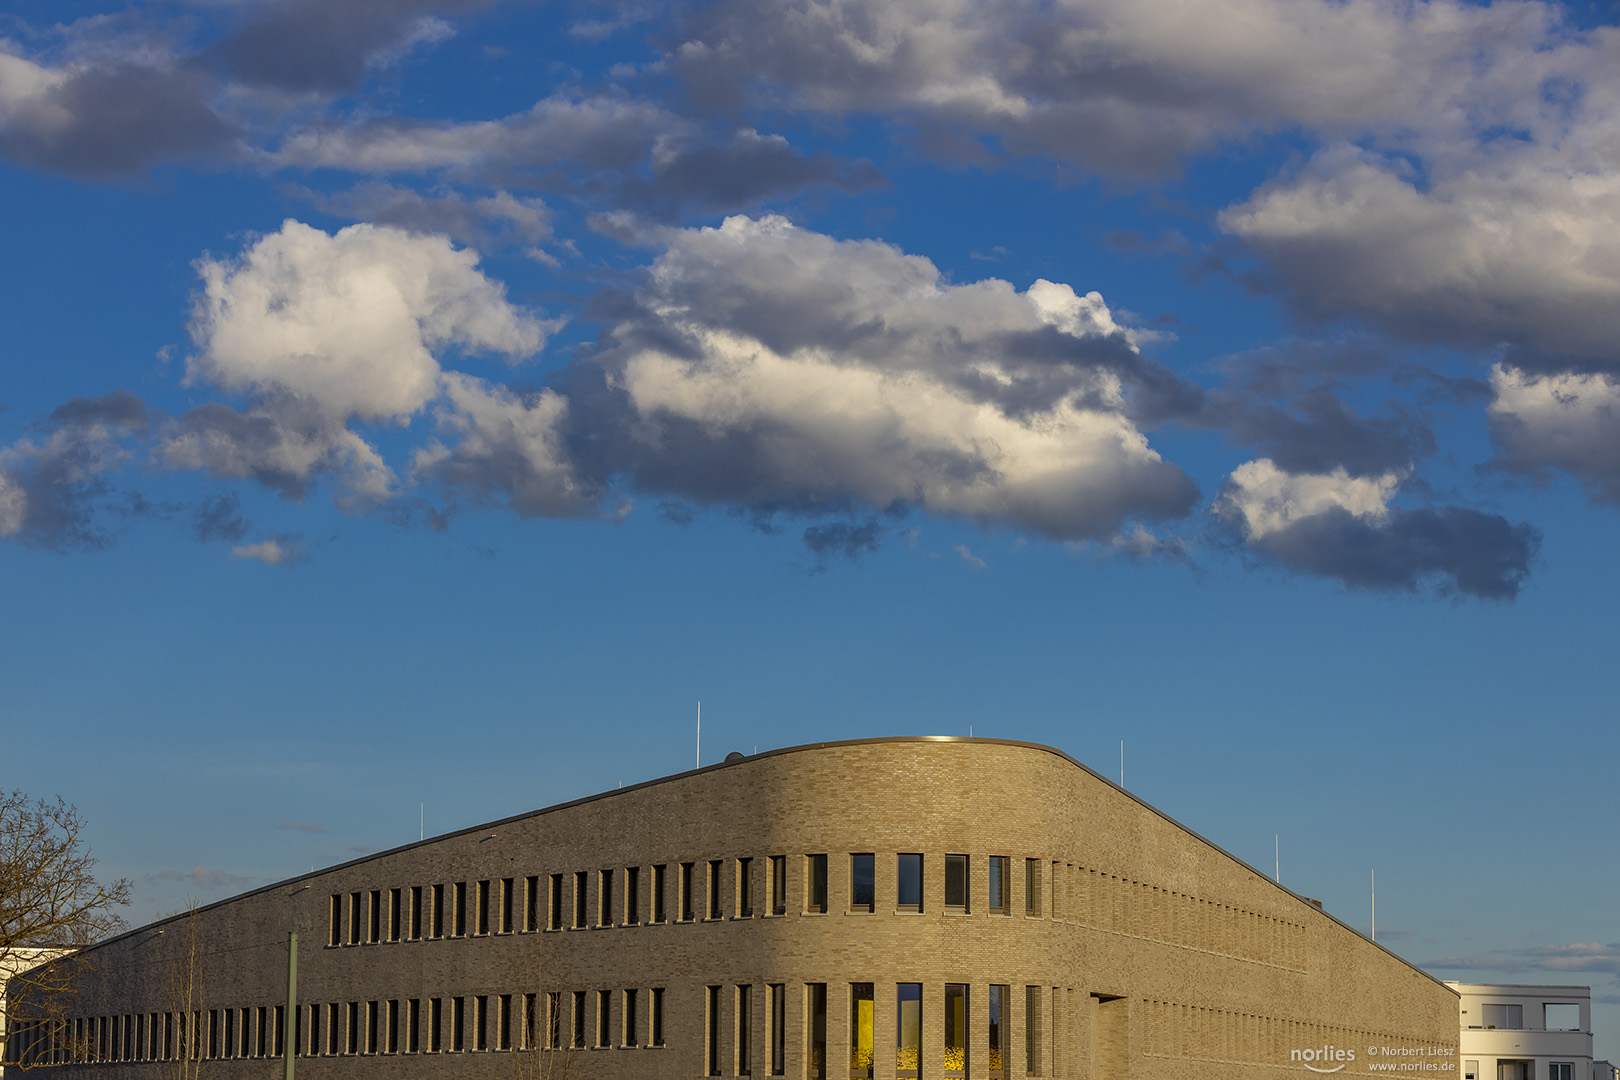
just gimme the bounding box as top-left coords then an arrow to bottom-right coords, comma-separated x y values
1489,364 -> 1620,502
230,538 -> 301,565
189,219 -> 555,422
1215,457 -> 1399,540
0,469 -> 26,537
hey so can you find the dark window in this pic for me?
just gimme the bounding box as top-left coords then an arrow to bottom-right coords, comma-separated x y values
305,1006 -> 316,1058
410,886 -> 423,939
451,998 -> 465,1053
989,858 -> 1009,914
626,866 -> 640,924
851,854 -> 874,911
738,858 -> 753,917
770,855 -> 786,915
389,888 -> 402,941
808,984 -> 827,1080
708,860 -> 723,919
572,992 -> 586,1049
1025,860 -> 1041,917
987,985 -> 1006,1080
738,984 -> 752,1076
365,1001 -> 376,1055
474,996 -> 487,1051
525,876 -> 540,932
501,878 -> 514,933
898,855 -> 923,912
430,999 -> 442,1054
522,995 -> 536,1051
945,855 -> 968,911
346,1002 -> 359,1055
600,869 -> 615,926
807,855 -> 828,914
369,890 -> 381,943
597,990 -> 611,1048
453,881 -> 467,936
546,993 -> 561,1049
386,1000 -> 398,1053
574,871 -> 589,928
944,984 -> 968,1078
770,984 -> 785,1076
327,1003 -> 340,1056
548,874 -> 563,931
407,999 -> 420,1053
897,984 -> 921,1079
348,893 -> 362,945
275,1005 -> 285,1057
476,880 -> 490,935
499,995 -> 511,1051
850,984 -> 873,1079
625,989 -> 639,1047
653,864 -> 667,922
329,894 -> 342,946
1024,986 -> 1041,1075
680,862 -> 696,920
651,988 -> 665,1046
432,884 -> 445,938
706,986 -> 722,1076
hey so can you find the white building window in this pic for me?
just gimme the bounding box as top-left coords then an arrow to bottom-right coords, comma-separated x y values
1549,1064 -> 1573,1080
1482,1003 -> 1522,1029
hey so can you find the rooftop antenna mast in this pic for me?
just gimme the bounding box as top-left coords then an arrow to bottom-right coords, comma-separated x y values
696,701 -> 701,770
1120,741 -> 1125,788
1275,835 -> 1280,883
1371,869 -> 1376,942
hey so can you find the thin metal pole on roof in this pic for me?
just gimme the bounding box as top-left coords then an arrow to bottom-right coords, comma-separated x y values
419,804 -> 423,842
1275,836 -> 1280,883
1120,741 -> 1125,788
696,701 -> 701,770
1371,869 -> 1376,942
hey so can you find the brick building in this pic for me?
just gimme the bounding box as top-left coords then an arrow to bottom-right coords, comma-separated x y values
7,737 -> 1459,1077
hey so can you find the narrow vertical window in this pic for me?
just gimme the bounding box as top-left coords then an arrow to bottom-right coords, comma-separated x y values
548,874 -> 563,930
474,996 -> 487,1051
369,890 -> 381,943
769,984 -> 785,1076
708,860 -> 723,919
407,999 -> 420,1053
327,1003 -> 340,1056
525,875 -> 540,932
431,884 -> 445,938
737,857 -> 753,917
807,854 -> 828,914
453,881 -> 468,936
651,988 -> 665,1047
346,1002 -> 359,1055
597,991 -> 611,1048
944,985 -> 968,1079
546,993 -> 562,1049
574,871 -> 589,928
989,857 -> 1009,914
499,995 -> 512,1050
808,984 -> 827,1080
707,985 -> 722,1076
389,888 -> 402,941
305,1006 -> 317,1058
738,984 -> 752,1076
987,986 -> 1006,1080
898,854 -> 923,912
476,880 -> 490,935
1050,862 -> 1061,919
896,984 -> 920,1080
1023,987 -> 1041,1076
770,855 -> 787,914
850,984 -> 874,1079
451,997 -> 465,1053
680,862 -> 696,921
329,894 -> 342,946
851,854 -> 875,912
430,999 -> 442,1053
600,869 -> 615,926
349,892 -> 362,945
626,866 -> 641,924
501,877 -> 514,933
1024,860 -> 1041,917
521,995 -> 535,1051
365,1001 -> 377,1055
653,864 -> 668,922
410,885 -> 423,939
572,992 -> 586,1049
945,856 -> 968,912
386,1000 -> 398,1053
624,988 -> 639,1047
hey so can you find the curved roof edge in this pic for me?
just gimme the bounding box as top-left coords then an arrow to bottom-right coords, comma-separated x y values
81,735 -> 1455,992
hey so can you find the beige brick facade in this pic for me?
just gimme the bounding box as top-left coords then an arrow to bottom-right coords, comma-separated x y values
9,738 -> 1459,1079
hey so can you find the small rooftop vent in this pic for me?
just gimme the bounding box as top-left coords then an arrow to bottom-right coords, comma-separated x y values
724,751 -> 746,763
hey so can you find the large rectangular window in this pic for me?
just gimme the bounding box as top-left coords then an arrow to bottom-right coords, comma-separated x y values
451,998 -> 465,1053
407,999 -> 420,1053
474,996 -> 487,1052
708,860 -> 723,919
738,857 -> 753,917
897,984 -> 921,1080
707,986 -> 722,1076
770,855 -> 787,914
807,855 -> 828,914
989,857 -> 1009,914
386,999 -> 398,1053
429,998 -> 442,1053
653,864 -> 668,922
770,984 -> 785,1076
328,1003 -> 341,1056
1024,861 -> 1041,917
945,856 -> 968,912
851,854 -> 875,912
851,984 -> 874,1080
548,874 -> 563,930
1024,987 -> 1041,1076
737,984 -> 752,1076
944,985 -> 967,1079
898,855 -> 923,912
346,1002 -> 359,1055
807,984 -> 827,1080
600,869 -> 615,927
626,866 -> 641,924
1545,1004 -> 1580,1031
597,990 -> 612,1048
1482,1004 -> 1523,1029
498,995 -> 512,1051
574,871 -> 589,929
652,989 -> 665,1047
987,986 -> 1006,1080
624,989 -> 639,1047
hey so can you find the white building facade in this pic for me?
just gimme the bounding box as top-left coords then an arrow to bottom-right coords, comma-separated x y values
1449,983 -> 1593,1080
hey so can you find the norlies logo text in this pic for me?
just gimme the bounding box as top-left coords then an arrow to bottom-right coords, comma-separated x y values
1293,1045 -> 1357,1074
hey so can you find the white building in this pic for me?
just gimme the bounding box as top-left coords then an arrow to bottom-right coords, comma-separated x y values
1448,982 -> 1593,1080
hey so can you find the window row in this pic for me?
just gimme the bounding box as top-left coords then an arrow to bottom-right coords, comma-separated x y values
7,1007 -> 286,1067
1141,998 -> 1433,1069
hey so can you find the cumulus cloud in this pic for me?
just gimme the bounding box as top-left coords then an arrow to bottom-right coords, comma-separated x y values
0,389 -> 149,549
1215,458 -> 1538,599
1488,365 -> 1620,504
297,183 -> 558,256
567,214 -> 1199,540
230,537 -> 306,565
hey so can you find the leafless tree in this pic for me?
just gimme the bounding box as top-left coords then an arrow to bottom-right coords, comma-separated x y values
162,904 -> 205,1080
511,924 -> 574,1080
0,790 -> 131,1068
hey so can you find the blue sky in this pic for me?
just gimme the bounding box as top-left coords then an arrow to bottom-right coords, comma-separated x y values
4,0 -> 1620,1057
